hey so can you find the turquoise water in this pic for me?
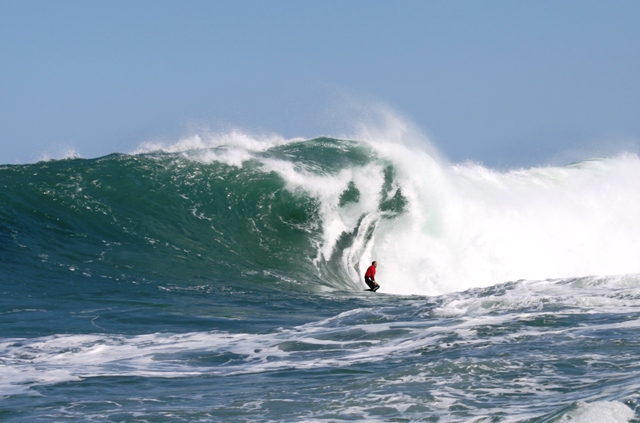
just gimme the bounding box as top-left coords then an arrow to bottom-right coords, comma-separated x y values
2,137 -> 640,422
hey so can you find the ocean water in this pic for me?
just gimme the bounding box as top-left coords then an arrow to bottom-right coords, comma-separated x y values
2,134 -> 640,422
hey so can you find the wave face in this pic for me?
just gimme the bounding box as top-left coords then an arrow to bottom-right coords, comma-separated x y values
3,136 -> 640,297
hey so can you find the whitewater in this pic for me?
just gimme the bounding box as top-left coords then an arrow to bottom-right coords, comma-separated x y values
1,123 -> 640,422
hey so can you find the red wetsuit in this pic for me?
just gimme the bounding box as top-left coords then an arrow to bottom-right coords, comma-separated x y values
364,265 -> 378,291
365,265 -> 376,280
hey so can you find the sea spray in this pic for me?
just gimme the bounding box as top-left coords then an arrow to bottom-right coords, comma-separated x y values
358,152 -> 640,295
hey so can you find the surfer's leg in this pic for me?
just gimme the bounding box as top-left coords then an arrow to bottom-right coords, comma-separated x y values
364,277 -> 374,290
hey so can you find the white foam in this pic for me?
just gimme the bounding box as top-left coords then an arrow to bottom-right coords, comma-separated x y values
556,401 -> 633,423
427,276 -> 640,322
370,153 -> 640,295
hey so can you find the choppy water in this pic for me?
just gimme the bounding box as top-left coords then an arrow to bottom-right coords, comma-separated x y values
2,134 -> 640,422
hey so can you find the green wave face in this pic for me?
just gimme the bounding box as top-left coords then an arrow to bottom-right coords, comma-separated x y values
0,138 -> 405,293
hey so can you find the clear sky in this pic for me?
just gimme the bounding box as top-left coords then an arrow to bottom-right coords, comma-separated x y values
1,0 -> 639,167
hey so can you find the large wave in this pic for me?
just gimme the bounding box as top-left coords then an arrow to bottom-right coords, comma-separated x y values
136,129 -> 640,296
3,129 -> 640,296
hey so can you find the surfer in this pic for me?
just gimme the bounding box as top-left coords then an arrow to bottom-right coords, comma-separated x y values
364,261 -> 380,292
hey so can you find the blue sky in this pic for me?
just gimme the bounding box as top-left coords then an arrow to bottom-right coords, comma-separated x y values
1,0 -> 639,167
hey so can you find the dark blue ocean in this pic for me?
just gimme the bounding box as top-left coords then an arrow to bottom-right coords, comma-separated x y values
2,135 -> 640,422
